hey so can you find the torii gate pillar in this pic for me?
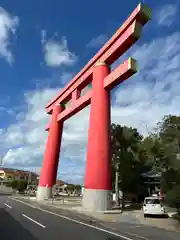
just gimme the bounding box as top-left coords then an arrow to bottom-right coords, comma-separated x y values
82,62 -> 112,210
37,105 -> 63,201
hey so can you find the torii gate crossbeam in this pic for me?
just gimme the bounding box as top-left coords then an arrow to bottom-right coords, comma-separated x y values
36,2 -> 151,211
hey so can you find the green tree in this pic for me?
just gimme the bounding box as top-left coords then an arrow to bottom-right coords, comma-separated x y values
17,180 -> 28,192
67,184 -> 75,193
11,180 -> 18,189
155,115 -> 180,192
74,184 -> 81,191
165,186 -> 180,214
158,115 -> 180,171
10,180 -> 28,192
111,124 -> 144,208
142,115 -> 180,195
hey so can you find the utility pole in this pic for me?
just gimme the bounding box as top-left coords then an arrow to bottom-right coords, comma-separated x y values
28,169 -> 32,185
0,156 -> 3,187
0,156 -> 3,168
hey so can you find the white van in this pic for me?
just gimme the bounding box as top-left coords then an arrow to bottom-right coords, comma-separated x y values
143,197 -> 165,217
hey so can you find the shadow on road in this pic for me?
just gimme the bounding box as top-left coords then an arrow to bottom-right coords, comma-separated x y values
0,193 -> 13,196
145,214 -> 169,219
0,208 -> 38,240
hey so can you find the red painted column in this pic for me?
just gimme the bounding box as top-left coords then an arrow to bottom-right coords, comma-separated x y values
83,62 -> 112,210
38,104 -> 63,190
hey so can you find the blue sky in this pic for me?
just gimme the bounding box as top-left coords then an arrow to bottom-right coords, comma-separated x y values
0,0 -> 180,184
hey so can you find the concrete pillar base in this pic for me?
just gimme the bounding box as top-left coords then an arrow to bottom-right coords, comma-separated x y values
82,189 -> 112,211
36,186 -> 52,201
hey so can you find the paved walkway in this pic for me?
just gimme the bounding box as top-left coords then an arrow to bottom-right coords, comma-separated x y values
133,210 -> 179,231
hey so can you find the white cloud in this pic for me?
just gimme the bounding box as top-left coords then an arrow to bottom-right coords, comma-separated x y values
0,7 -> 19,64
87,34 -> 108,48
41,30 -> 77,67
156,4 -> 177,26
1,88 -> 58,166
1,85 -> 89,183
2,6 -> 180,183
110,30 -> 180,132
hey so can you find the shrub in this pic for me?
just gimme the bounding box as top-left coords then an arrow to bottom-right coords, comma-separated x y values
165,186 -> 180,214
10,180 -> 28,192
17,180 -> 28,192
10,180 -> 18,189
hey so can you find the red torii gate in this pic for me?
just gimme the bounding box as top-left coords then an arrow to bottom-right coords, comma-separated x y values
37,2 -> 151,211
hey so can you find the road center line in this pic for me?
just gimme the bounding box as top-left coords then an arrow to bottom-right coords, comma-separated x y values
4,203 -> 12,209
22,214 -> 46,228
10,197 -> 135,240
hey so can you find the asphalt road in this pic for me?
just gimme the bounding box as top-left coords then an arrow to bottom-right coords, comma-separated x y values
1,193 -> 180,240
0,194 -> 132,240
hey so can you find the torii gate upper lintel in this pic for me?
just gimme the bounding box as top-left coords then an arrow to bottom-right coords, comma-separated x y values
36,2 -> 152,211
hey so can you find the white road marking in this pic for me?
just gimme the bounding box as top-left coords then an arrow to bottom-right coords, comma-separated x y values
9,197 -> 135,240
123,231 -> 149,240
100,223 -> 149,240
22,214 -> 46,228
128,225 -> 143,228
4,203 -> 12,209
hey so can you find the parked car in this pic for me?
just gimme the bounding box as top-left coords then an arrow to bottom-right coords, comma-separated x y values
143,196 -> 165,217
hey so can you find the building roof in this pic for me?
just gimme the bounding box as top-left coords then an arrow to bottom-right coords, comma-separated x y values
14,170 -> 26,176
0,168 -> 16,173
56,179 -> 66,185
0,167 -> 39,176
